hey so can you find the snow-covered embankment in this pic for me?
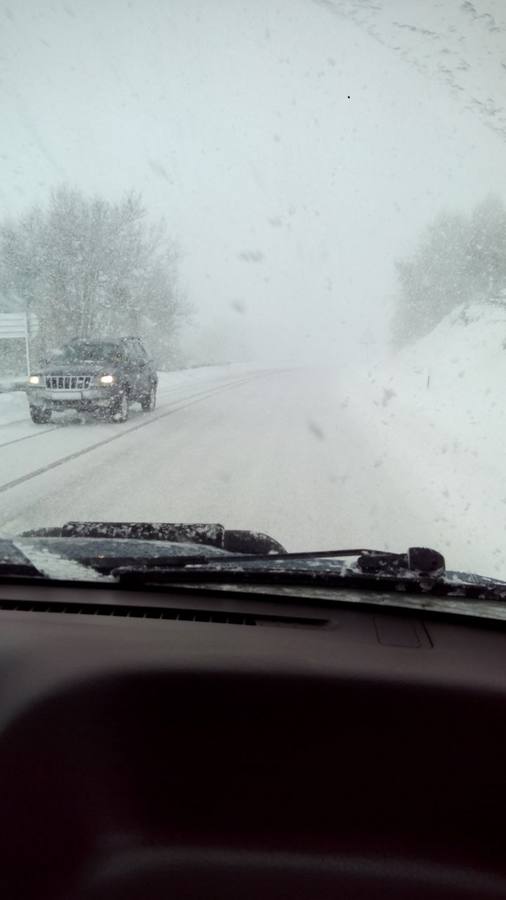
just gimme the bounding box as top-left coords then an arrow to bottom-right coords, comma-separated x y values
357,303 -> 506,578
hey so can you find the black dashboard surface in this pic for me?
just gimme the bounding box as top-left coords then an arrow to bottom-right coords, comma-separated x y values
0,580 -> 505,899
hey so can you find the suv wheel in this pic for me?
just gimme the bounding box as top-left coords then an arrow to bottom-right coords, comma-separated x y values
110,391 -> 129,423
140,384 -> 157,412
30,406 -> 52,425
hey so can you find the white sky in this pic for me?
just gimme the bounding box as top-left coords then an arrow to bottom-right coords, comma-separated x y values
1,0 -> 505,363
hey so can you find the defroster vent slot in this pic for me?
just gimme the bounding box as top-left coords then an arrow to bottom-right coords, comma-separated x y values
0,599 -> 328,628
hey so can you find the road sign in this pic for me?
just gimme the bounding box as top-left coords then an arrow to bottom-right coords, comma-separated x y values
0,313 -> 31,374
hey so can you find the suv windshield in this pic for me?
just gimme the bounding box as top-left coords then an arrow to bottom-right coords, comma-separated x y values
0,2 -> 505,587
48,343 -> 123,364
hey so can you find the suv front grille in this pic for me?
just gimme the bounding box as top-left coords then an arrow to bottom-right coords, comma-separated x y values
45,375 -> 92,390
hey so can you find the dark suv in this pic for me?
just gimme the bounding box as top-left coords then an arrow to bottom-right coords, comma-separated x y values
26,337 -> 158,424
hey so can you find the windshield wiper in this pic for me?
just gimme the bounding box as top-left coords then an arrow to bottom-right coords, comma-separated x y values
112,545 -> 444,575
111,546 -> 452,590
110,547 -> 506,602
0,540 -> 44,578
21,521 -> 287,555
2,535 -> 505,606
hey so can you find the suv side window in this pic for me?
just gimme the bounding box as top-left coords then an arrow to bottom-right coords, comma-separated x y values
111,345 -> 126,364
128,339 -> 147,360
127,340 -> 148,363
117,341 -> 135,363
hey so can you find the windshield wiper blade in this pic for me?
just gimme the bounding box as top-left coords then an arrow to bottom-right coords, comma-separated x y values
21,522 -> 287,555
110,547 -> 506,602
111,546 -> 445,576
111,546 -> 451,592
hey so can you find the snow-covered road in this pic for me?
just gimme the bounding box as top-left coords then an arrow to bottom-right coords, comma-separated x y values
0,363 -> 504,580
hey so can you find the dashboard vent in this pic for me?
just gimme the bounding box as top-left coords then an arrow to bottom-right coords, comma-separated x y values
0,599 -> 327,629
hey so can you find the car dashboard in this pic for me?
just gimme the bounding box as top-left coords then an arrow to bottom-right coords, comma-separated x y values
0,579 -> 505,899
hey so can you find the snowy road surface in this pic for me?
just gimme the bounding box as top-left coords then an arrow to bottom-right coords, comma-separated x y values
0,363 -> 504,581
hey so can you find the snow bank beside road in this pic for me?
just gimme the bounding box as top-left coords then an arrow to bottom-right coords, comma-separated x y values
0,376 -> 27,393
0,390 -> 28,427
355,303 -> 506,578
372,303 -> 506,426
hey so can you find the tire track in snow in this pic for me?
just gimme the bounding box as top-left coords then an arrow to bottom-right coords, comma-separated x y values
0,385 -> 183,451
0,372 -> 273,496
0,374 -> 257,452
0,424 -> 59,450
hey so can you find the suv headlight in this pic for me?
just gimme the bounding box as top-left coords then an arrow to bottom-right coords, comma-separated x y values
28,375 -> 42,385
99,374 -> 115,385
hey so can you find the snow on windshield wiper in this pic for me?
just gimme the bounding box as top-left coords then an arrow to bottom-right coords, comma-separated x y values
0,539 -> 44,578
21,521 -> 287,555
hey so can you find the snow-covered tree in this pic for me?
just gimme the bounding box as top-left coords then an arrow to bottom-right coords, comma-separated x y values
465,195 -> 506,303
0,186 -> 189,367
392,194 -> 506,345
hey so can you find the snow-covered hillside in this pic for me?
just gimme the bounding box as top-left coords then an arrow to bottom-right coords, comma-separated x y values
371,302 -> 506,437
358,302 -> 506,577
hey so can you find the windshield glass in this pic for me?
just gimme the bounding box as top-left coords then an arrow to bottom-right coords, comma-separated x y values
47,343 -> 122,364
0,1 -> 505,583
